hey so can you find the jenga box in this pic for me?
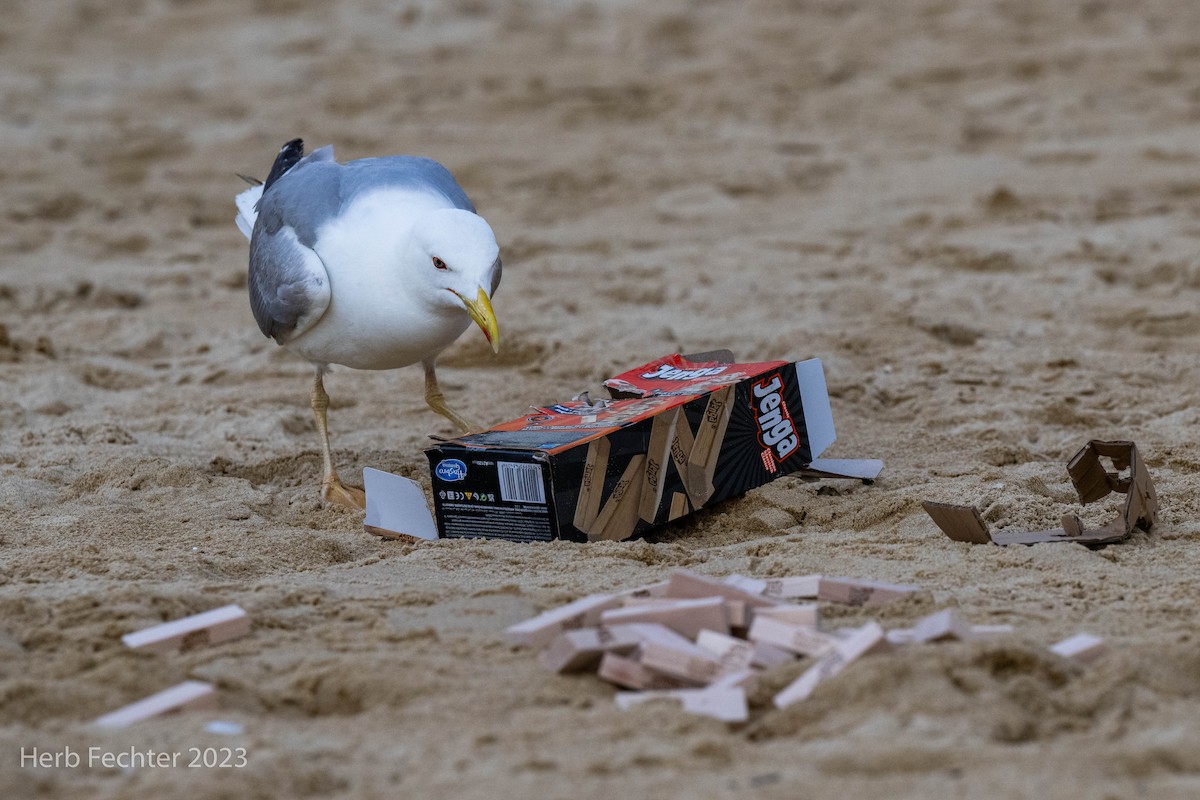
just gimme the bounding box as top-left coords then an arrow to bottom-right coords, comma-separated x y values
424,352 -> 847,543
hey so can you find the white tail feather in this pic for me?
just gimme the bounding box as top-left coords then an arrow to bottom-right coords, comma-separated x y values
234,184 -> 264,241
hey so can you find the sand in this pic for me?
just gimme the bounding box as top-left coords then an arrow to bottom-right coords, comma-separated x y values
3,0 -> 1200,796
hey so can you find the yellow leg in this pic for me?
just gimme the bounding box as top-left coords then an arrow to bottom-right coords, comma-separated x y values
423,358 -> 474,434
310,371 -> 365,510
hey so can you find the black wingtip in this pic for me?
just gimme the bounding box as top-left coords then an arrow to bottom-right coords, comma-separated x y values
236,172 -> 263,186
262,138 -> 305,192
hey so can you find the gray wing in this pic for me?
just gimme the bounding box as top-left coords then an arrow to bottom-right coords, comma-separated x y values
248,152 -> 341,343
341,156 -> 476,213
248,215 -> 331,345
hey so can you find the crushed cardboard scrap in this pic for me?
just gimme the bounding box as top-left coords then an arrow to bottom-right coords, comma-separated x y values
506,570 -> 1110,722
924,440 -> 1158,546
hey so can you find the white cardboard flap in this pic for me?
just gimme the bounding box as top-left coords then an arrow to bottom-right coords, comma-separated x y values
363,468 -> 439,540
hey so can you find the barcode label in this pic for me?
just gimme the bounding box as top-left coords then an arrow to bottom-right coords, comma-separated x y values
498,462 -> 546,504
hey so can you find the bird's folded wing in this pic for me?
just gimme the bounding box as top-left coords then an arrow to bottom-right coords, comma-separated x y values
248,224 -> 331,344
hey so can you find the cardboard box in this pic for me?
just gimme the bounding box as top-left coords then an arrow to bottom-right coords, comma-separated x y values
425,352 -> 870,543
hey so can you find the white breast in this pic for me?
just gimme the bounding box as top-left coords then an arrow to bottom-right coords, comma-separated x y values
284,189 -> 470,370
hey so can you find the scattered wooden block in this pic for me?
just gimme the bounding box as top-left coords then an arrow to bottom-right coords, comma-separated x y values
749,603 -> 819,629
600,597 -> 730,639
539,626 -> 643,673
725,600 -> 748,629
122,605 -> 250,655
911,609 -> 974,643
622,622 -> 703,650
615,687 -> 748,723
774,621 -> 885,708
696,628 -> 794,670
597,652 -> 696,690
707,668 -> 759,693
696,629 -> 755,671
971,624 -> 1015,638
93,681 -> 217,728
747,616 -> 839,657
503,594 -> 620,649
885,628 -> 915,647
762,575 -> 822,599
640,638 -> 726,684
1050,633 -> 1108,664
664,569 -> 779,610
817,577 -> 919,607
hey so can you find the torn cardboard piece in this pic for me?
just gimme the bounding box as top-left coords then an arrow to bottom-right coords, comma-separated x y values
363,467 -> 439,540
425,351 -> 881,543
924,440 -> 1158,546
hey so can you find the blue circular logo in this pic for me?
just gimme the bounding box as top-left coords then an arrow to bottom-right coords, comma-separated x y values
435,459 -> 468,482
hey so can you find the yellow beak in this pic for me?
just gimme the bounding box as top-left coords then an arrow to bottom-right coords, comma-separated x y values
456,287 -> 500,353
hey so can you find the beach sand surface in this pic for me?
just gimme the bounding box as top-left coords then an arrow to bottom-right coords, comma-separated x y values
3,1 -> 1200,797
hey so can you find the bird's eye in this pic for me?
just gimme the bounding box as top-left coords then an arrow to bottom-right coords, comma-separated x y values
432,256 -> 448,271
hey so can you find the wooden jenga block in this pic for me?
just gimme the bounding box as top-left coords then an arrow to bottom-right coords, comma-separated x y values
572,436 -> 611,532
600,597 -> 729,639
695,628 -> 790,671
1049,633 -> 1108,664
749,603 -> 820,629
597,652 -> 696,690
669,412 -> 697,502
640,639 -> 726,684
93,681 -> 217,728
695,629 -> 757,671
971,624 -> 1015,638
817,577 -> 919,607
707,668 -> 759,693
668,492 -> 690,521
725,600 -> 748,629
885,628 -> 915,647
747,616 -> 839,657
773,621 -> 885,708
723,574 -> 766,595
503,594 -> 620,649
589,454 -> 646,542
539,625 -> 643,673
620,622 -> 695,647
665,569 -> 779,610
638,407 -> 681,524
911,609 -> 974,643
122,605 -> 250,654
686,386 -> 734,505
762,575 -> 822,599
615,687 -> 748,723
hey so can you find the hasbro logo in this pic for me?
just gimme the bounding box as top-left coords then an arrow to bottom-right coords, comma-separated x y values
435,459 -> 468,482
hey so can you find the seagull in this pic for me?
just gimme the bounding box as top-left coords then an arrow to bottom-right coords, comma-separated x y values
234,139 -> 501,509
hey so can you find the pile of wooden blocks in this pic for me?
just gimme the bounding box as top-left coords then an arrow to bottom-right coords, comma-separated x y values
505,569 -> 1107,723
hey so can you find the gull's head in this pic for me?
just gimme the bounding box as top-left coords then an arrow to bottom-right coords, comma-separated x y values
410,208 -> 502,353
